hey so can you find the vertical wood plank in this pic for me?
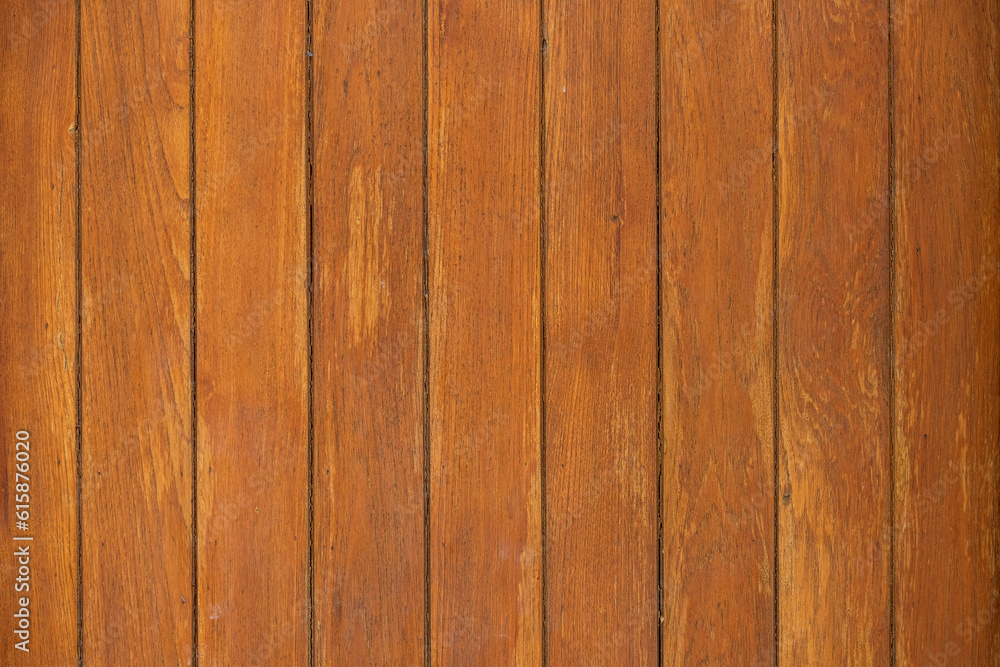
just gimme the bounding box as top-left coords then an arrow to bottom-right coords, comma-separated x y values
80,0 -> 192,662
778,0 -> 891,662
0,1 -> 78,664
313,0 -> 425,663
427,0 -> 541,663
660,0 -> 775,663
545,0 -> 658,662
894,0 -> 1000,661
196,0 -> 308,663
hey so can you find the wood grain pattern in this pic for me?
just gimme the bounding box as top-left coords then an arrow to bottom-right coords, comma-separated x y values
893,0 -> 1000,661
427,0 -> 542,663
195,0 -> 308,663
313,0 -> 425,663
660,0 -> 775,663
80,0 -> 192,662
4,4 -> 1000,662
777,0 -> 891,662
544,0 -> 658,662
0,1 -> 78,664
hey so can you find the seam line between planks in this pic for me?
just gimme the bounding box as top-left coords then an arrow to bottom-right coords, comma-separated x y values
305,0 -> 316,663
887,0 -> 897,662
422,0 -> 432,661
189,0 -> 199,662
75,0 -> 83,660
771,0 -> 781,664
538,0 -> 549,663
654,0 -> 664,661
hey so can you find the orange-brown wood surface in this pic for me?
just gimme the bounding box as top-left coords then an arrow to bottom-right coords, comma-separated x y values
544,0 -> 658,663
893,0 -> 1000,662
0,1 -> 78,664
313,0 -> 425,663
195,0 -> 309,663
81,0 -> 192,662
778,0 -> 892,662
427,1 -> 542,664
2,1 -> 998,664
661,0 -> 775,663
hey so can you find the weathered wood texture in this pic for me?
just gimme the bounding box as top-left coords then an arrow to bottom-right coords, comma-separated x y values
81,0 -> 192,662
195,0 -> 308,663
427,0 -> 542,663
893,0 -> 1000,662
544,0 -> 659,663
777,0 -> 892,662
0,2 -> 997,664
661,0 -> 776,663
313,0 -> 426,663
0,1 -> 78,664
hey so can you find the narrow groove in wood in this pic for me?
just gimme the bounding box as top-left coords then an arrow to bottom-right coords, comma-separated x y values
305,0 -> 316,663
538,0 -> 549,662
771,0 -> 780,663
887,0 -> 896,662
422,0 -> 432,662
654,0 -> 664,662
189,0 -> 199,662
75,0 -> 84,661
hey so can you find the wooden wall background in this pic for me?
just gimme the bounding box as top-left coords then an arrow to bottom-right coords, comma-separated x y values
1,0 -> 997,664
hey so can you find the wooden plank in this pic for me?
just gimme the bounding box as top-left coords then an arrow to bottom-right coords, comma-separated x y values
312,0 -> 425,663
660,0 -> 775,663
427,0 -> 541,663
0,1 -> 78,664
79,0 -> 192,662
777,0 -> 891,662
195,0 -> 308,663
893,0 -> 1000,661
544,0 -> 657,662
